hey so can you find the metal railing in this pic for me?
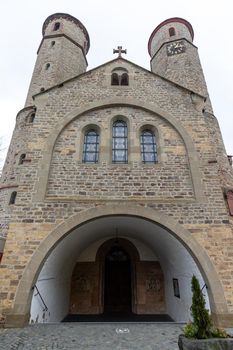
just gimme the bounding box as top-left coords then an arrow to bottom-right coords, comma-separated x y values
32,285 -> 48,312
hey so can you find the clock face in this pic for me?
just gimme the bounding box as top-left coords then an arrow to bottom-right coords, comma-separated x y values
166,41 -> 186,56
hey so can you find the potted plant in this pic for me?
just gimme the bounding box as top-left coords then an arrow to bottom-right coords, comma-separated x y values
178,275 -> 233,350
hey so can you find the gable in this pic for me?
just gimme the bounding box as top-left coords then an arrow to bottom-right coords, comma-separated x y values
33,57 -> 203,123
33,57 -> 205,103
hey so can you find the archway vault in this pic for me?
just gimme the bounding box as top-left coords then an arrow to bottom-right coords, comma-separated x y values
8,203 -> 228,327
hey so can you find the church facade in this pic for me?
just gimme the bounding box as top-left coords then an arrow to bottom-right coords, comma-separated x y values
1,13 -> 233,327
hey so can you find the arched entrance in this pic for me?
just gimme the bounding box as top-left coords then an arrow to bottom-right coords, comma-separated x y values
104,244 -> 132,315
6,205 -> 229,327
29,216 -> 208,323
67,237 -> 166,319
96,238 -> 140,316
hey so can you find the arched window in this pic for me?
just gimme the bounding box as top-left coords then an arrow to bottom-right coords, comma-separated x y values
45,63 -> 50,70
9,191 -> 17,205
82,129 -> 99,163
53,22 -> 60,31
111,73 -> 119,85
169,27 -> 176,37
141,129 -> 157,163
19,154 -> 26,165
27,112 -> 35,123
112,120 -> 128,163
121,73 -> 129,86
111,69 -> 129,86
51,41 -> 55,47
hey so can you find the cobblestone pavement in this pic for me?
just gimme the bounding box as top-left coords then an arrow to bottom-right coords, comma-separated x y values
0,323 -> 184,349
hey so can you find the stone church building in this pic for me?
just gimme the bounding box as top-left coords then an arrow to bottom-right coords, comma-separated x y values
0,13 -> 233,328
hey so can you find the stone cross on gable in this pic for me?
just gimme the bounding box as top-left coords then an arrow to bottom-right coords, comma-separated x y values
113,46 -> 127,58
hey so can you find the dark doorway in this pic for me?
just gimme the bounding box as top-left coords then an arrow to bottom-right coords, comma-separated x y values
104,244 -> 132,315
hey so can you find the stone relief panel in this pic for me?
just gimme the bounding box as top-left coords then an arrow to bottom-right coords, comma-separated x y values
136,261 -> 166,314
69,262 -> 100,314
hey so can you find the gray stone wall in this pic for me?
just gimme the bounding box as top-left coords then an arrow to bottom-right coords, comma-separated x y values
1,59 -> 232,225
151,40 -> 210,98
25,15 -> 88,106
47,106 -> 193,200
1,17 -> 233,326
43,16 -> 88,52
149,21 -> 193,56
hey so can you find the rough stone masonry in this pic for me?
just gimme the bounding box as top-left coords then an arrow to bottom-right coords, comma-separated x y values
0,14 -> 233,328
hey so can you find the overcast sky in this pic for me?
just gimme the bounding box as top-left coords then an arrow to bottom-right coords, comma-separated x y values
1,0 -> 232,165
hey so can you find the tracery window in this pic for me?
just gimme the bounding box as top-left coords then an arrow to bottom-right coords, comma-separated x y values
112,120 -> 128,163
82,129 -> 99,163
141,129 -> 157,163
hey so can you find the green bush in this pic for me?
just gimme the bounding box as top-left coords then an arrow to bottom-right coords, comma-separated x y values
184,323 -> 228,339
183,321 -> 198,338
210,327 -> 227,338
190,275 -> 212,339
184,275 -> 227,339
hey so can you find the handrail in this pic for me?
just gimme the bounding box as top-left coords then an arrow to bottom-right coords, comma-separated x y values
201,283 -> 208,291
32,285 -> 48,312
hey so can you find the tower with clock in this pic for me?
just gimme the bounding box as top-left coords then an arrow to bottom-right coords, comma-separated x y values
148,18 -> 208,98
0,14 -> 233,329
166,40 -> 186,56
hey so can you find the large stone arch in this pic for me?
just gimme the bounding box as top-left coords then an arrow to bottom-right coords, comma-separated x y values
8,203 -> 228,327
33,97 -> 204,202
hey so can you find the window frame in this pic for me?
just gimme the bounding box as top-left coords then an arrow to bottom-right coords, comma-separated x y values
112,120 -> 128,163
111,72 -> 119,85
111,68 -> 129,86
82,129 -> 99,164
140,129 -> 158,164
120,73 -> 129,86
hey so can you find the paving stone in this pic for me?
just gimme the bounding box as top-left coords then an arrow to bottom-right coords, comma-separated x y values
0,323 -> 183,349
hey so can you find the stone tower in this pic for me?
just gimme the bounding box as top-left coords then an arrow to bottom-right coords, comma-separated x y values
148,17 -> 208,97
25,13 -> 90,106
0,14 -> 233,329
